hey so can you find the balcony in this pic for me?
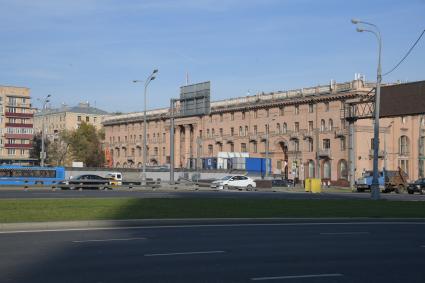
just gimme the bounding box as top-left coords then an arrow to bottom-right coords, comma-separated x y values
5,112 -> 33,118
4,134 -> 33,139
303,131 -> 314,140
5,123 -> 33,128
289,132 -> 301,140
287,150 -> 302,156
369,149 -> 385,158
334,128 -> 346,138
4,143 -> 32,149
318,149 -> 331,158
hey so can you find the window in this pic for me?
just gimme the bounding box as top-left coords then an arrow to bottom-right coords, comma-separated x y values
399,159 -> 409,176
401,116 -> 406,124
86,116 -> 89,122
162,147 -> 165,157
323,139 -> 331,149
279,106 -> 284,116
231,112 -> 234,121
320,119 -> 326,132
253,110 -> 258,118
220,114 -> 223,122
252,142 -> 258,153
211,128 -> 215,137
230,143 -> 235,152
308,121 -> 314,132
323,160 -> 331,179
324,102 -> 330,112
340,137 -> 346,151
309,104 -> 314,113
219,128 -> 223,136
282,123 -> 287,134
231,127 -> 234,136
241,143 -> 247,152
339,160 -> 348,180
294,122 -> 299,133
293,139 -> 300,151
294,105 -> 299,115
239,126 -> 243,136
328,119 -> 333,130
308,160 -> 315,178
245,126 -> 249,135
242,112 -> 245,120
399,135 -> 409,155
307,138 -> 314,152
207,129 -> 210,137
276,123 -> 281,134
254,125 -> 257,135
218,143 -> 223,152
77,116 -> 81,121
8,149 -> 15,155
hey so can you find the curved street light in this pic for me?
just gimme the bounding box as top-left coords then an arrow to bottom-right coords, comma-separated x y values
352,19 -> 382,200
38,94 -> 51,167
133,69 -> 158,185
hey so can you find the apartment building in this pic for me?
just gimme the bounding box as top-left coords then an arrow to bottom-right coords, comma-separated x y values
103,79 -> 425,185
34,102 -> 109,139
0,85 -> 34,164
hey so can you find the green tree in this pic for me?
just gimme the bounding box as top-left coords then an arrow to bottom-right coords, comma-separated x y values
47,131 -> 72,166
30,133 -> 50,164
66,123 -> 105,167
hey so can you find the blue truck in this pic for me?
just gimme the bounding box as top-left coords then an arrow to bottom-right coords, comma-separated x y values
355,169 -> 408,193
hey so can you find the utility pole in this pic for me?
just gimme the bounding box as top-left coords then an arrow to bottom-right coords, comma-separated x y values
40,94 -> 51,167
169,99 -> 175,185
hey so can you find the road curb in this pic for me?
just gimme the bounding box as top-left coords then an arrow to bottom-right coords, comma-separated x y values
2,217 -> 425,232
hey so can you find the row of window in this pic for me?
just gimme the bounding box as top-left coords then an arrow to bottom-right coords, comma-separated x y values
6,149 -> 27,156
203,119 -> 344,138
6,127 -> 34,134
111,146 -> 166,158
110,132 -> 167,144
208,102 -> 334,123
77,116 -> 98,123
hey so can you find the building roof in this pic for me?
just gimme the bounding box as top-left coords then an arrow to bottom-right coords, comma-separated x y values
35,102 -> 109,116
102,79 -> 375,126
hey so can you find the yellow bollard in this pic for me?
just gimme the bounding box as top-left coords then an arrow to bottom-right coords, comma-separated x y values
305,178 -> 311,192
311,178 -> 322,193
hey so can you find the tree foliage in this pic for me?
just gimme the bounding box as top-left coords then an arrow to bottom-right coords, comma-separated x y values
64,123 -> 105,167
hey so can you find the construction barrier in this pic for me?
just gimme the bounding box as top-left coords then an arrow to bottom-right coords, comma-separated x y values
305,178 -> 321,193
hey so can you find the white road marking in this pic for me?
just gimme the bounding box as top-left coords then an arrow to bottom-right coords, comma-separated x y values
320,232 -> 370,235
145,250 -> 225,257
1,221 -> 425,234
72,237 -> 146,243
251,273 -> 343,281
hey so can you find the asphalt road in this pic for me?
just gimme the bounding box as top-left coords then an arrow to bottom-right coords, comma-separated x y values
0,219 -> 424,282
0,188 -> 424,201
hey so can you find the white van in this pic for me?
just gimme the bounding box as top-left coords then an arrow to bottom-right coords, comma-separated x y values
105,172 -> 122,185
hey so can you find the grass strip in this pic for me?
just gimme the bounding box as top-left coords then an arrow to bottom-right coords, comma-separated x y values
0,198 -> 424,223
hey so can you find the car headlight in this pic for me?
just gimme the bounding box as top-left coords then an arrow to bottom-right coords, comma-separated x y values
417,185 -> 421,189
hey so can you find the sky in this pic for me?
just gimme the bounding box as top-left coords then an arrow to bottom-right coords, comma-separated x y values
0,0 -> 424,113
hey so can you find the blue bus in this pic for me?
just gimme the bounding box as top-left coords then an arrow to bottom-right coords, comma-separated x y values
0,166 -> 65,185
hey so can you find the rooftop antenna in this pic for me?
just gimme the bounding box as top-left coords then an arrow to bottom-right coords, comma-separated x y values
185,72 -> 189,86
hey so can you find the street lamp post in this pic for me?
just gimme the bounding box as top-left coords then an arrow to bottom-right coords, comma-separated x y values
352,19 -> 382,200
133,69 -> 158,185
40,94 -> 51,167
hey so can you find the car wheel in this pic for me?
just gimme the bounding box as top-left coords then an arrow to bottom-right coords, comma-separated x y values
421,188 -> 425,195
396,185 -> 405,194
247,184 -> 253,191
407,190 -> 414,195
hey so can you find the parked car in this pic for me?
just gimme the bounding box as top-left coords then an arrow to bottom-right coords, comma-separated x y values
271,179 -> 294,187
210,175 -> 256,190
59,174 -> 111,190
407,178 -> 425,195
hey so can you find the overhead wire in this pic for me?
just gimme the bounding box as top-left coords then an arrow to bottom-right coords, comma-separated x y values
383,29 -> 425,76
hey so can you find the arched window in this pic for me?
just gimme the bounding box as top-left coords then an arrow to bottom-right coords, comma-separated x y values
282,123 -> 287,134
320,119 -> 326,132
276,123 -> 281,134
137,162 -> 142,168
308,160 -> 315,178
115,162 -> 120,168
328,119 -> 333,130
323,160 -> 331,179
123,162 -> 127,168
239,126 -> 243,136
399,135 -> 409,155
338,159 -> 348,179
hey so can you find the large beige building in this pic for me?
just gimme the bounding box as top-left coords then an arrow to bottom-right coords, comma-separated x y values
0,85 -> 34,164
34,102 -> 109,139
103,79 -> 425,185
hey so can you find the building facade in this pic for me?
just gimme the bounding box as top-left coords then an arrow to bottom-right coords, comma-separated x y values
103,79 -> 425,185
0,85 -> 34,164
34,102 -> 109,139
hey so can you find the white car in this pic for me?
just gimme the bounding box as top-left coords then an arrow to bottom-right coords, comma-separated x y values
210,175 -> 256,190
